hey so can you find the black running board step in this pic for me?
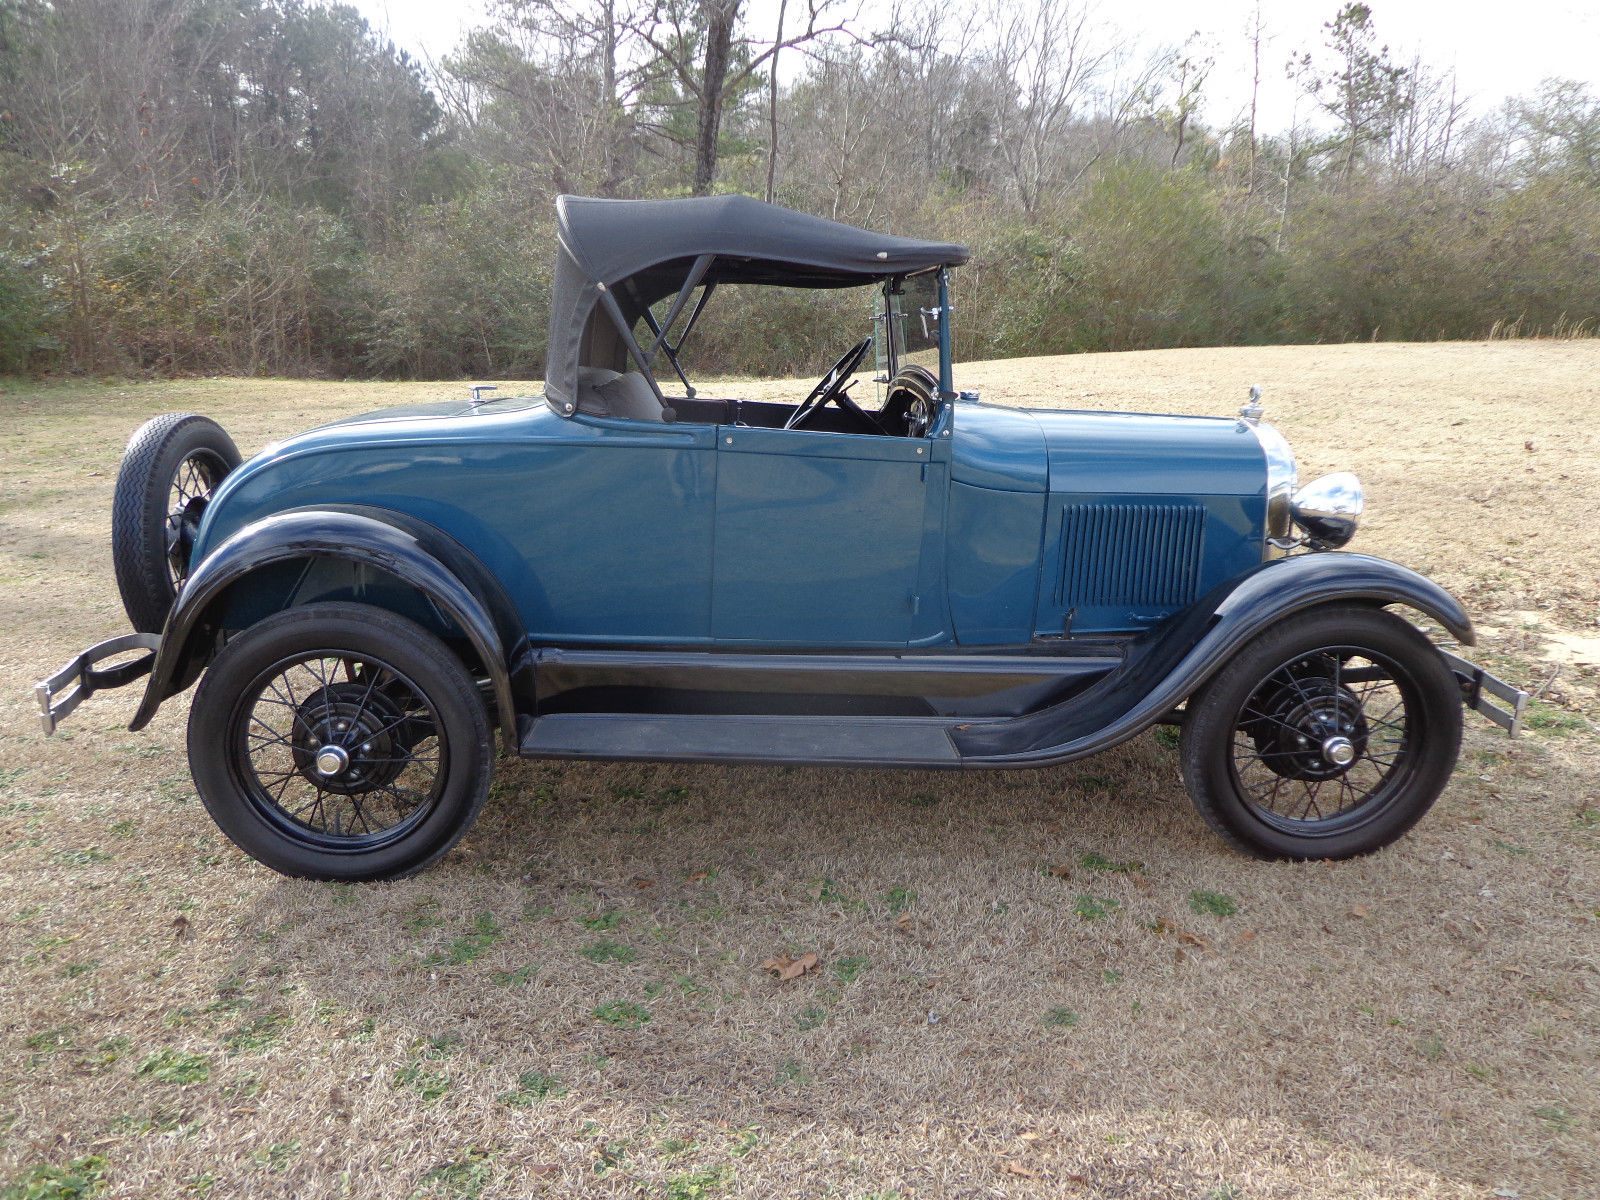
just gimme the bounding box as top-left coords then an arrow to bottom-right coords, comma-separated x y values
518,712 -> 964,766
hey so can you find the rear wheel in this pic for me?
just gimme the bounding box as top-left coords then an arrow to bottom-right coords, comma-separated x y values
188,603 -> 493,881
1180,605 -> 1463,860
112,413 -> 241,632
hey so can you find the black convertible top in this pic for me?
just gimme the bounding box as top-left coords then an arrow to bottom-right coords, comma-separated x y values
544,194 -> 969,415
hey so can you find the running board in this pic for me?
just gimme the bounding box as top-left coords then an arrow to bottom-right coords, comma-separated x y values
518,712 -> 965,766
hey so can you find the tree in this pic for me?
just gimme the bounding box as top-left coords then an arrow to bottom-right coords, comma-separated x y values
1511,79 -> 1600,185
623,0 -> 863,195
1293,3 -> 1409,182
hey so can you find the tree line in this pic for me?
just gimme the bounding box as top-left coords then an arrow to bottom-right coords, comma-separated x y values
2,0 -> 1599,379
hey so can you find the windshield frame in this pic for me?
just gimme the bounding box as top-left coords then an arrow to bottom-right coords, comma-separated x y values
878,267 -> 955,400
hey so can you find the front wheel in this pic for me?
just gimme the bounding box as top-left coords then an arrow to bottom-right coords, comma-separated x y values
1180,605 -> 1463,860
187,603 -> 494,881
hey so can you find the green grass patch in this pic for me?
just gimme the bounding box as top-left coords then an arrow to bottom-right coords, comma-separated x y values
832,956 -> 870,984
878,886 -> 916,914
1045,1006 -> 1079,1028
592,1001 -> 649,1029
415,1148 -> 491,1197
52,848 -> 112,866
491,964 -> 535,988
796,1005 -> 828,1031
1188,890 -> 1238,917
1534,1103 -> 1574,1133
665,1166 -> 730,1199
1073,894 -> 1119,921
135,1050 -> 212,1085
808,878 -> 866,909
1523,700 -> 1590,735
430,913 -> 502,966
1079,851 -> 1141,873
0,1154 -> 108,1199
578,939 -> 637,964
393,1063 -> 450,1103
403,898 -> 442,933
23,1027 -> 72,1054
577,909 -> 624,931
225,1013 -> 292,1054
499,1070 -> 566,1107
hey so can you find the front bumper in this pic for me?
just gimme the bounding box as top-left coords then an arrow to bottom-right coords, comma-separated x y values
35,633 -> 161,735
1440,649 -> 1528,737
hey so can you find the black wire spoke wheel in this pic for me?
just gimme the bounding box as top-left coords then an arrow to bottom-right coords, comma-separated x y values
189,603 -> 493,881
164,448 -> 230,592
233,651 -> 445,851
1180,606 -> 1462,860
1228,646 -> 1413,836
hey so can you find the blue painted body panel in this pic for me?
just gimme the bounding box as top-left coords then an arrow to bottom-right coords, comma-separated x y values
197,401 -> 720,644
193,392 -> 1269,650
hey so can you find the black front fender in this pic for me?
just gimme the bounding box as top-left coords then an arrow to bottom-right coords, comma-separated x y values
127,507 -> 525,751
955,552 -> 1473,766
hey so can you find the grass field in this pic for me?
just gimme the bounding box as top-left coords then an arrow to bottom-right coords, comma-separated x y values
1,342 -> 1597,1200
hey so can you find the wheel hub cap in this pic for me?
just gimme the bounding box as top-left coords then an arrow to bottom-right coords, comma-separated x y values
1321,735 -> 1357,767
1248,673 -> 1370,780
289,681 -> 415,795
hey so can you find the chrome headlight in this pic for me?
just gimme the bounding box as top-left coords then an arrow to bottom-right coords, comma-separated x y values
1291,472 -> 1364,549
1246,421 -> 1298,556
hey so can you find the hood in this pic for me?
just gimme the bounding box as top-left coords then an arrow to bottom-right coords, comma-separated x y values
952,402 -> 1265,497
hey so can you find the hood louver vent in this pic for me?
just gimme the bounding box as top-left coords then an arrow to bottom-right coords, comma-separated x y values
1056,502 -> 1206,609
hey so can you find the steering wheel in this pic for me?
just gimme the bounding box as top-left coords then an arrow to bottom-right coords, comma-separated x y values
880,365 -> 939,437
784,337 -> 875,432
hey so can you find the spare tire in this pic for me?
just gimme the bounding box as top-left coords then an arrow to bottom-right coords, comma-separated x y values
111,413 -> 241,633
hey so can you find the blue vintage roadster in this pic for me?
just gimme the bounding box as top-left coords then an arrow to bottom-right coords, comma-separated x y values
38,195 -> 1525,880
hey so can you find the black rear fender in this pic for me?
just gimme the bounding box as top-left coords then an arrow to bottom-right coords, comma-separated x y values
127,506 -> 528,751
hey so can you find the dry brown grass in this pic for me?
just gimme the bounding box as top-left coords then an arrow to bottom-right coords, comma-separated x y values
1,343 -> 1597,1200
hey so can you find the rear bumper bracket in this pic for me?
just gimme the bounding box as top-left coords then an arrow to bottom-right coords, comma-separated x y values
1439,649 -> 1528,738
35,632 -> 162,736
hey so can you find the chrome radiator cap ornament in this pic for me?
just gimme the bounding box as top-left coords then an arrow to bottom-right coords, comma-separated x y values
1239,384 -> 1265,424
1291,471 -> 1364,549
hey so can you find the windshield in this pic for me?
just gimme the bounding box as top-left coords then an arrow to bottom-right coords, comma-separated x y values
875,271 -> 945,393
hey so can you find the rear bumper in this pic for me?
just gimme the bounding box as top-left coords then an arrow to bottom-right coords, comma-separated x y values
34,633 -> 161,735
1439,649 -> 1528,737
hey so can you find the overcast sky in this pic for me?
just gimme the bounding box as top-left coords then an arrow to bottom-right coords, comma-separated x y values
354,0 -> 1600,130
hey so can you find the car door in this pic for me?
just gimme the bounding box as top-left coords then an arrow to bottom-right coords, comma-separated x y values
710,425 -> 933,646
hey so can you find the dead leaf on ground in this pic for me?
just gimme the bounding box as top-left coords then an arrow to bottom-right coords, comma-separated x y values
1349,903 -> 1370,918
1047,864 -> 1072,877
528,1164 -> 559,1177
1177,929 -> 1212,950
761,951 -> 819,981
1003,1161 -> 1040,1178
632,876 -> 656,889
688,870 -> 711,882
893,913 -> 913,931
1235,928 -> 1258,945
171,915 -> 191,940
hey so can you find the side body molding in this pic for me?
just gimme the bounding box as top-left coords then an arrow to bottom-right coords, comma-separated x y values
127,506 -> 525,750
955,552 -> 1475,766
